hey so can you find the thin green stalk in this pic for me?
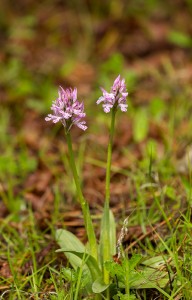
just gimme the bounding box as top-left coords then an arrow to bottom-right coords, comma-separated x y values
65,131 -> 98,261
74,255 -> 85,300
106,108 -> 117,207
7,247 -> 21,300
124,257 -> 130,298
103,108 -> 117,287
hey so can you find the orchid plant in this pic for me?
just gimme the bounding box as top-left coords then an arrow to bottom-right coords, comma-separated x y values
45,75 -> 129,299
45,86 -> 97,260
96,75 -> 128,290
45,76 -> 173,299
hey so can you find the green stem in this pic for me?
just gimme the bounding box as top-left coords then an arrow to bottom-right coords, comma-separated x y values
106,108 -> 117,207
65,131 -> 98,261
125,256 -> 130,297
103,108 -> 117,287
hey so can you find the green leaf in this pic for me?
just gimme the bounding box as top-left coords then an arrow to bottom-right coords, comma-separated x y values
56,229 -> 85,252
109,209 -> 116,256
56,248 -> 102,282
163,186 -> 176,200
61,267 -> 76,282
56,230 -> 102,292
127,254 -> 142,270
141,255 -> 167,268
105,260 -> 122,272
60,266 -> 93,294
113,292 -> 137,300
106,255 -> 169,290
133,109 -> 149,142
101,53 -> 124,75
99,208 -> 116,265
168,30 -> 192,48
92,277 -> 109,293
149,98 -> 165,119
131,256 -> 170,289
130,268 -> 169,289
55,229 -> 86,270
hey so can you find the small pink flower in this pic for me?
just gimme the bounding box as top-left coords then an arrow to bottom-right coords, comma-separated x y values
45,86 -> 87,131
97,75 -> 128,113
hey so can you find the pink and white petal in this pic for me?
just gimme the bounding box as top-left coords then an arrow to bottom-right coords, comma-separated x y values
75,120 -> 87,131
121,92 -> 128,97
45,116 -> 52,121
53,116 -> 63,123
96,96 -> 105,104
119,104 -> 128,112
72,88 -> 77,101
100,87 -> 107,94
113,75 -> 121,87
63,112 -> 71,119
103,104 -> 112,113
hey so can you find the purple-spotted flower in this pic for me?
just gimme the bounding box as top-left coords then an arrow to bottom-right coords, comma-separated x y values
45,86 -> 87,131
97,75 -> 128,113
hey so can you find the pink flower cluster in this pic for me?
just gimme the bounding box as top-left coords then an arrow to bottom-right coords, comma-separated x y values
97,75 -> 128,113
45,86 -> 87,131
45,76 -> 128,131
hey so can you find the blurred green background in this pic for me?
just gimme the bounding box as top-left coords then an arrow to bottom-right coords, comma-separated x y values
0,0 -> 192,214
1,0 -> 192,108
